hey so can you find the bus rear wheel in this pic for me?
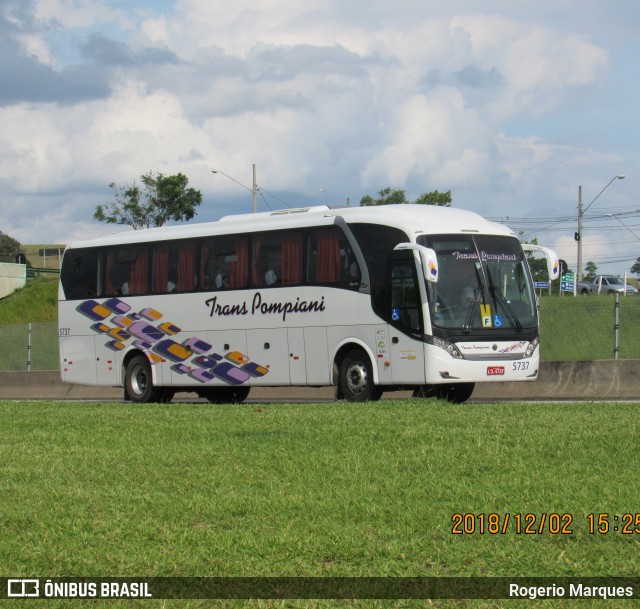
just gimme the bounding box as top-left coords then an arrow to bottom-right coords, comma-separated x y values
125,354 -> 158,403
338,349 -> 382,402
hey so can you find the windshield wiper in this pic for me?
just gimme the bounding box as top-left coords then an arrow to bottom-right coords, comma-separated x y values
463,262 -> 485,333
485,268 -> 523,332
463,288 -> 480,333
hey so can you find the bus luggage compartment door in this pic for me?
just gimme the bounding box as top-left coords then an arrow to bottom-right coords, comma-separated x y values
287,328 -> 307,385
246,328 -> 289,385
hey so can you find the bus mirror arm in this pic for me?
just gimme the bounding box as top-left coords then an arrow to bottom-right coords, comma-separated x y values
521,244 -> 560,281
394,243 -> 439,283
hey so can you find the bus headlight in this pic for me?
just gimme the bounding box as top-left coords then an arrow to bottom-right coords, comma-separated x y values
430,336 -> 463,359
524,337 -> 539,358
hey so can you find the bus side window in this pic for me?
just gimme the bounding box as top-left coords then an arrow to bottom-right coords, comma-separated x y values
103,246 -> 149,296
252,231 -> 303,288
350,223 -> 408,312
152,244 -> 170,293
202,237 -> 249,291
60,248 -> 99,299
313,228 -> 339,283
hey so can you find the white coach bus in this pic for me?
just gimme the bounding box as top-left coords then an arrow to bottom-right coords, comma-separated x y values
58,204 -> 558,404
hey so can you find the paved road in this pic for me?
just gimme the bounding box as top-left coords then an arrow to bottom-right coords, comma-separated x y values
1,360 -> 639,402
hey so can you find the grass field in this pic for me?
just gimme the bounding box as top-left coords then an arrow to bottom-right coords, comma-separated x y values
2,399 -> 639,608
0,277 -> 58,324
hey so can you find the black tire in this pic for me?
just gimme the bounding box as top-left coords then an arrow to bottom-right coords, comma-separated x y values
155,388 -> 175,403
433,382 -> 475,404
200,386 -> 250,404
412,385 -> 437,399
338,349 -> 382,402
124,354 -> 157,403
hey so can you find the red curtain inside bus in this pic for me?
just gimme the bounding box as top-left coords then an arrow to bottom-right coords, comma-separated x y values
229,237 -> 248,289
316,229 -> 340,283
105,253 -> 115,295
281,233 -> 302,285
153,246 -> 169,293
178,243 -> 196,291
129,248 -> 149,295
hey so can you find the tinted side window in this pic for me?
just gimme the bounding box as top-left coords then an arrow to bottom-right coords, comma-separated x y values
104,245 -> 149,296
60,248 -> 99,300
200,236 -> 249,290
350,223 -> 408,314
251,231 -> 303,288
307,226 -> 360,289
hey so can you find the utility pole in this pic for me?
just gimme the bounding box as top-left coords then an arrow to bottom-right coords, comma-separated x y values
577,185 -> 583,281
575,175 -> 625,282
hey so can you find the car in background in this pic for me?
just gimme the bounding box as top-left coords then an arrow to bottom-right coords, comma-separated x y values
583,275 -> 638,295
577,280 -> 593,295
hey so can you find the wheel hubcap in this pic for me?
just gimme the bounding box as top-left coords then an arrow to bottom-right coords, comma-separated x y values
346,362 -> 368,394
131,364 -> 147,396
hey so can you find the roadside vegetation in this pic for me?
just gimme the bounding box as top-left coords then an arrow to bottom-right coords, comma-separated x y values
0,277 -> 57,324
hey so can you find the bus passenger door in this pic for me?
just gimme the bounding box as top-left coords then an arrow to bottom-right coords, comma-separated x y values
388,255 -> 426,385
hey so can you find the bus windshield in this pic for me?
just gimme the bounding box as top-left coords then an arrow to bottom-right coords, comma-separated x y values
418,234 -> 536,332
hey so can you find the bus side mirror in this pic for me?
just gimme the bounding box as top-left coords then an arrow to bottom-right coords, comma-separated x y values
420,248 -> 439,283
393,243 -> 439,283
521,244 -> 560,280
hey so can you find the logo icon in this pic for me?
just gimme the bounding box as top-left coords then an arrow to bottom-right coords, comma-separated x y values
8,579 -> 40,598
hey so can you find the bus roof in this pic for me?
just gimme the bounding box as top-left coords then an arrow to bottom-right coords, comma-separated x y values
65,204 -> 516,250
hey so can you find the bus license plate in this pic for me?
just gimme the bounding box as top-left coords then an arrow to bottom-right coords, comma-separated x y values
487,366 -> 505,376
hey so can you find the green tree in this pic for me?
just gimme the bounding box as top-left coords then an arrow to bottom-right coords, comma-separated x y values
360,187 -> 452,207
0,231 -> 22,263
631,257 -> 640,277
583,261 -> 598,282
414,190 -> 452,206
94,171 -> 203,230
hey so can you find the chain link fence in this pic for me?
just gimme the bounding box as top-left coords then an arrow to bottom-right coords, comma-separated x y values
0,322 -> 59,371
0,296 -> 639,371
540,294 -> 640,361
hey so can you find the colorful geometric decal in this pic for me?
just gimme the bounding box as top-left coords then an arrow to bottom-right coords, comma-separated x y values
76,298 -> 269,386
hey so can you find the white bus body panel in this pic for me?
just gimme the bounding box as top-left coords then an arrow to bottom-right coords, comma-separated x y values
59,287 -> 389,389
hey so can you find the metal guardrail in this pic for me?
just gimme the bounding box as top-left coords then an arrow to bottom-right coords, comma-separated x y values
26,267 -> 60,278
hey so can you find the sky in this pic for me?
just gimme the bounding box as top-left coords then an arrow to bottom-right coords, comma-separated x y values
1,0 -> 639,277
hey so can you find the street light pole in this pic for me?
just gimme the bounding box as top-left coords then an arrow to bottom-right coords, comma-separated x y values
576,175 -> 625,281
212,164 -> 258,213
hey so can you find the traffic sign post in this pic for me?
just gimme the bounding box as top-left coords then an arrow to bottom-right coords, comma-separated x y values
561,272 -> 575,295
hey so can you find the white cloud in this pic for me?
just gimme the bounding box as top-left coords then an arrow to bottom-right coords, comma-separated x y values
0,1 -> 636,275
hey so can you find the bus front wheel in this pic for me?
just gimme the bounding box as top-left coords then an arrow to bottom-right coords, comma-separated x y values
338,349 -> 382,402
125,354 -> 157,403
425,382 -> 475,404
